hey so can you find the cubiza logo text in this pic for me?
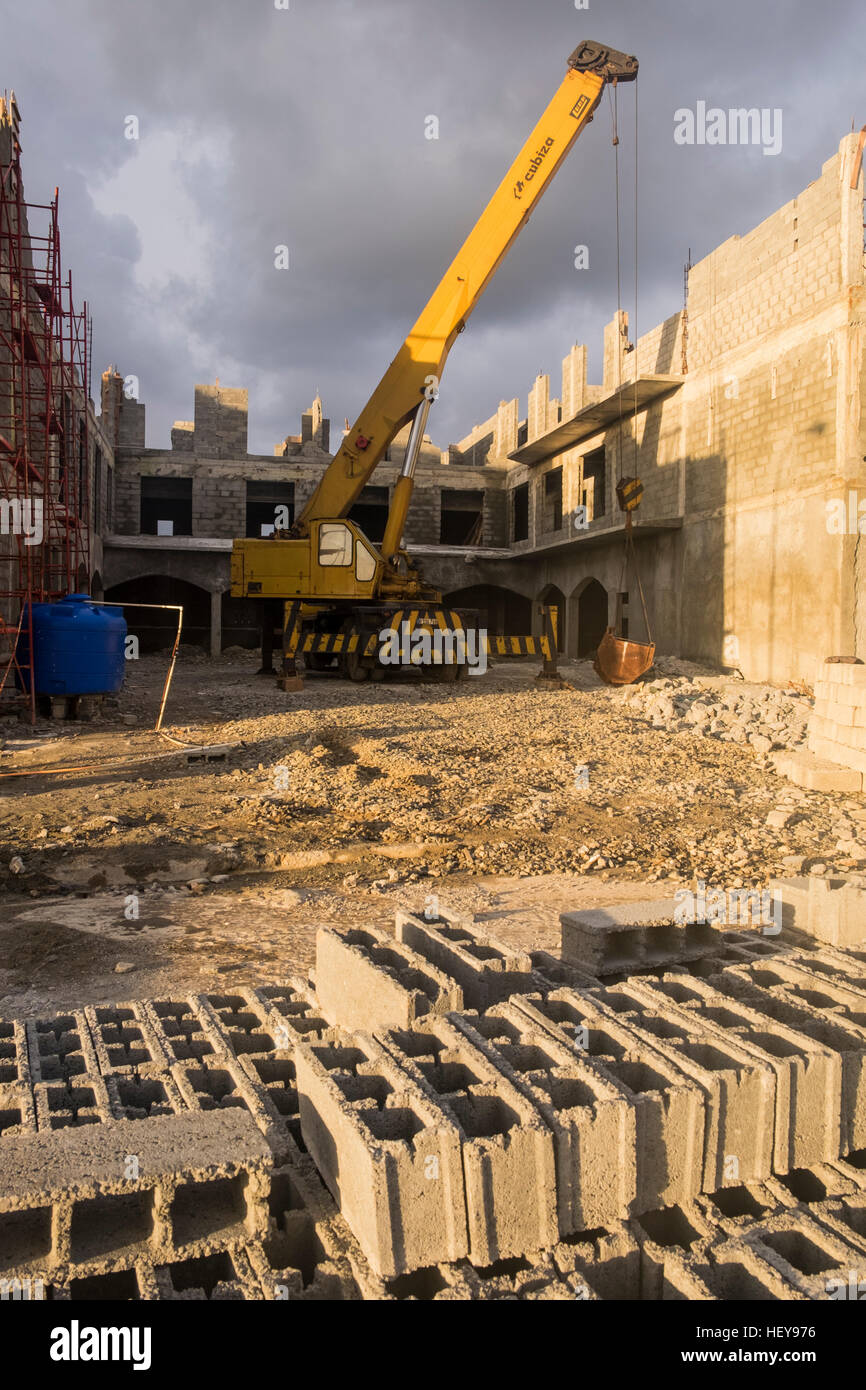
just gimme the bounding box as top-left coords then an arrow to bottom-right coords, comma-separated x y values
378,621 -> 487,676
674,881 -> 781,934
0,496 -> 43,546
513,137 -> 555,198
674,102 -> 782,157
50,1321 -> 151,1371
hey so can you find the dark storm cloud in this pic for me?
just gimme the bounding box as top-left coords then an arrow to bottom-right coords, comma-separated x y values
2,0 -> 864,452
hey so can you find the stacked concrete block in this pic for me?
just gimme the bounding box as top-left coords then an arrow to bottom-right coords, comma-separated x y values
394,906 -> 535,1009
381,1015 -> 558,1265
4,902 -> 866,1298
0,1017 -> 37,1139
806,1194 -> 866,1263
293,1030 -> 468,1278
735,1207 -> 866,1300
549,1222 -> 641,1301
630,1201 -> 722,1301
0,1107 -> 271,1293
512,990 -> 706,1213
578,987 -> 778,1189
449,1003 -> 637,1234
316,924 -> 463,1034
771,874 -> 866,948
26,1013 -> 114,1133
663,963 -> 866,1157
251,1162 -> 363,1301
612,976 -> 842,1173
703,1239 -> 812,1300
806,661 -> 866,789
559,898 -> 722,976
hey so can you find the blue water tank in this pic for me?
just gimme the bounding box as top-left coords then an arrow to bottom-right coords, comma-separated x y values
17,594 -> 127,696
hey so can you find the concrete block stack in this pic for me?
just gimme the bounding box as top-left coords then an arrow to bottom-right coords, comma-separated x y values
3,902 -> 866,1299
807,661 -> 866,790
775,659 -> 866,793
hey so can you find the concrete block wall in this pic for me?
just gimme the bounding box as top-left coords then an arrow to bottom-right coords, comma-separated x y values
193,384 -> 248,458
808,661 -> 866,786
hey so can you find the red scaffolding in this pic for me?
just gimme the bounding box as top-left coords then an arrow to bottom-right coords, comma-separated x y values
0,90 -> 91,718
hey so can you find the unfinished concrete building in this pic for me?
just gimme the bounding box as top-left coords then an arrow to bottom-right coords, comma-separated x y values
98,132 -> 866,684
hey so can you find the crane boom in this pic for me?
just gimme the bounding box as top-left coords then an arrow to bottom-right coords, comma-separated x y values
292,39 -> 637,552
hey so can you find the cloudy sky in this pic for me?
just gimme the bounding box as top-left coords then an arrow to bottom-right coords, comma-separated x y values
3,0 -> 865,454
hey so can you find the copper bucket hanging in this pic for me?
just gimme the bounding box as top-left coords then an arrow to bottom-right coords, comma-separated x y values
594,628 -> 655,685
594,479 -> 655,686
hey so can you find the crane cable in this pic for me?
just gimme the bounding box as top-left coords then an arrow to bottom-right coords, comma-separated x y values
608,76 -> 652,645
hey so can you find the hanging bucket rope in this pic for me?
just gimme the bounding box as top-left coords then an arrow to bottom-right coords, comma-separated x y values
594,476 -> 655,684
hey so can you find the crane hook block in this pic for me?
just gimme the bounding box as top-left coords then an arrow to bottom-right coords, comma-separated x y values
568,41 -> 638,84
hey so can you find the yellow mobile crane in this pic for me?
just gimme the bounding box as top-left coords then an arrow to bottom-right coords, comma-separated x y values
231,39 -> 638,682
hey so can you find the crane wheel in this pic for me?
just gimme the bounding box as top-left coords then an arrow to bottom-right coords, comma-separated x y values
341,646 -> 370,682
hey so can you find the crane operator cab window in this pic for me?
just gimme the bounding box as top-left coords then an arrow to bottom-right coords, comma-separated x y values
318,522 -> 353,566
355,542 -> 377,583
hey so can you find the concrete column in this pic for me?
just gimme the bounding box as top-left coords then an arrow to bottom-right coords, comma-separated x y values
210,589 -> 222,658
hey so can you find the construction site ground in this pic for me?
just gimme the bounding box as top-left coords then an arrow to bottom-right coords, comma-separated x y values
0,647 -> 855,1019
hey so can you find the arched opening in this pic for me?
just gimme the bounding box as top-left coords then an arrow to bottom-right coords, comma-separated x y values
576,578 -> 608,657
537,583 -> 567,652
104,575 -> 210,651
443,585 -> 532,637
91,570 -> 104,601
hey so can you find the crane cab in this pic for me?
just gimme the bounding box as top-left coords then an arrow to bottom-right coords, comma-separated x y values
230,519 -> 384,601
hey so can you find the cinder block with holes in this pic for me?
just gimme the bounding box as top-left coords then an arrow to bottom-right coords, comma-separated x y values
549,1221 -> 641,1300
738,1208 -> 866,1299
294,1031 -> 468,1278
0,1108 -> 271,1281
611,975 -> 842,1173
380,1015 -> 559,1264
315,925 -> 463,1034
0,1019 -> 38,1138
629,1201 -> 718,1301
446,1003 -> 637,1233
704,1239 -> 812,1300
511,990 -> 706,1213
559,899 -> 725,976
394,907 -> 534,1010
577,986 -> 778,1189
699,958 -> 866,1155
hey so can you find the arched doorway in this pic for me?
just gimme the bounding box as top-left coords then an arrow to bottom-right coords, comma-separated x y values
104,575 -> 210,651
576,578 -> 608,657
443,584 -> 532,638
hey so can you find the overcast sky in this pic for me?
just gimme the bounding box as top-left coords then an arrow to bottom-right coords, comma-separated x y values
3,0 -> 865,454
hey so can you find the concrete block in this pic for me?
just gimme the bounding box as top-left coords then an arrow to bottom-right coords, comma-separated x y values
560,898 -> 723,975
619,975 -> 842,1172
0,1108 -> 271,1279
316,925 -> 463,1034
381,1015 -> 559,1264
512,990 -> 706,1212
581,988 -> 777,1189
294,1031 -> 468,1278
772,875 -> 866,947
771,748 -> 863,793
705,959 -> 866,1155
740,1208 -> 866,1299
452,1002 -> 637,1234
706,1238 -> 811,1299
394,907 -> 534,1009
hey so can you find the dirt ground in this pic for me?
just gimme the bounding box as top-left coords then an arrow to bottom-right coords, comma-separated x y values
0,648 -> 858,1018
